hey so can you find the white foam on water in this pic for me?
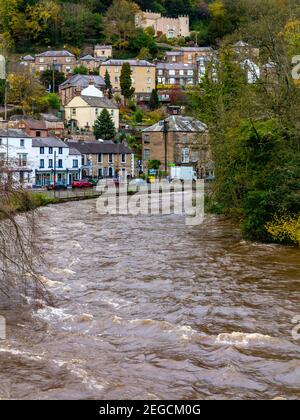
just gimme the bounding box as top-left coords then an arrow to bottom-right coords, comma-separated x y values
216,332 -> 276,347
33,306 -> 73,322
51,267 -> 76,276
38,275 -> 63,288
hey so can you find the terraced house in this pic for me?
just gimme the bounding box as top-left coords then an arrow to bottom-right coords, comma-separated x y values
34,50 -> 77,75
69,140 -> 134,180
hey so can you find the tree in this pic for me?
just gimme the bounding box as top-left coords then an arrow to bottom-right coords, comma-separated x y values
104,0 -> 141,44
7,72 -> 46,115
73,65 -> 89,75
128,29 -> 158,55
149,89 -> 160,110
104,69 -> 113,99
120,62 -> 135,104
94,108 -> 116,140
39,70 -> 66,93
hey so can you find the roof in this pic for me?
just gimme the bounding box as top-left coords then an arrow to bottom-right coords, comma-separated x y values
166,51 -> 183,56
80,96 -> 118,109
102,59 -> 155,67
59,74 -> 105,89
32,137 -> 68,148
24,119 -> 47,130
157,62 -> 195,70
69,147 -> 82,156
80,55 -> 95,61
0,129 -> 30,138
180,47 -> 212,52
36,50 -> 75,58
142,116 -> 207,133
95,45 -> 112,49
22,55 -> 35,61
40,113 -> 62,122
70,141 -> 132,155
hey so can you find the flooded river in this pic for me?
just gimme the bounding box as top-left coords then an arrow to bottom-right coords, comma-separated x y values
0,199 -> 299,400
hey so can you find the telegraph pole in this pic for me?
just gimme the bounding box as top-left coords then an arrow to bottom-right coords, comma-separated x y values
163,119 -> 168,175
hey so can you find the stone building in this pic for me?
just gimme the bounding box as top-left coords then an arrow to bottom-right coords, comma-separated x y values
156,63 -> 197,88
166,47 -> 213,65
142,115 -> 213,178
59,74 -> 106,106
94,45 -> 113,59
35,50 -> 76,75
136,11 -> 189,39
69,140 -> 134,180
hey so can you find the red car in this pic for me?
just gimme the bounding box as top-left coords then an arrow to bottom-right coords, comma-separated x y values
72,180 -> 93,189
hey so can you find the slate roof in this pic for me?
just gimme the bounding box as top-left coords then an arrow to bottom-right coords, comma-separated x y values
59,74 -> 106,89
81,55 -> 95,61
25,119 -> 47,130
103,59 -> 155,67
70,141 -> 132,155
142,116 -> 207,133
32,137 -> 68,148
22,55 -> 35,61
36,50 -> 75,58
80,96 -> 118,109
157,62 -> 195,70
0,129 -> 30,138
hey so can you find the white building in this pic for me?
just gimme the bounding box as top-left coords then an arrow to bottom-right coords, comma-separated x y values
0,129 -> 82,187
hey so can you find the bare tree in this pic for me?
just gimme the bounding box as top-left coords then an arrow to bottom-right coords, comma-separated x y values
0,185 -> 51,304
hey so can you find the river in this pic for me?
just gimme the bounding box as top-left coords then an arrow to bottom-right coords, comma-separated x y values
0,198 -> 299,400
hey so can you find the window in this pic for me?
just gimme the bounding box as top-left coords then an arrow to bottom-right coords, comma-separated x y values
144,149 -> 150,160
109,153 -> 113,163
73,160 -> 78,168
147,87 -> 151,93
158,69 -> 163,75
188,54 -> 192,61
39,58 -> 44,63
114,67 -> 119,73
58,159 -> 63,168
114,76 -> 119,83
172,56 -> 176,62
110,110 -> 114,117
98,153 -> 103,163
169,70 -> 175,76
72,108 -> 76,116
39,66 -> 45,72
98,168 -> 103,178
95,108 -> 99,116
40,147 -> 45,154
20,139 -> 25,147
40,159 -> 45,169
181,147 -> 190,164
48,159 -> 53,168
18,154 -> 27,167
108,167 -> 114,177
187,70 -> 194,76
121,153 -> 126,163
66,57 -> 71,63
36,131 -> 41,137
169,78 -> 176,84
144,135 -> 150,144
59,147 -> 63,155
147,78 -> 151,84
49,147 -> 53,154
179,69 -> 184,76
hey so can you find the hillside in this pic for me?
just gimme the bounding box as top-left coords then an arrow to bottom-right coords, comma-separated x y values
0,0 -> 240,53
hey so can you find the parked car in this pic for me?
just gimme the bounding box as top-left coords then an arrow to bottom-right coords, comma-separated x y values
83,177 -> 98,186
129,178 -> 148,187
72,180 -> 93,189
46,183 -> 68,191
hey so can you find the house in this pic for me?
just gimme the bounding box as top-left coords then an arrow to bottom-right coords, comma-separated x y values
166,47 -> 212,65
20,55 -> 35,72
80,55 -> 97,72
69,140 -> 134,180
94,45 -> 113,59
0,129 -> 33,185
136,11 -> 190,38
0,129 -> 82,187
142,116 -> 213,178
156,63 -> 197,88
59,74 -> 106,106
11,117 -> 64,138
35,50 -> 76,75
99,59 -> 156,94
32,137 -> 81,187
64,83 -> 119,131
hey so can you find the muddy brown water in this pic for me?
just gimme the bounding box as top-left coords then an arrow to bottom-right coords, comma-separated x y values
0,198 -> 299,400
